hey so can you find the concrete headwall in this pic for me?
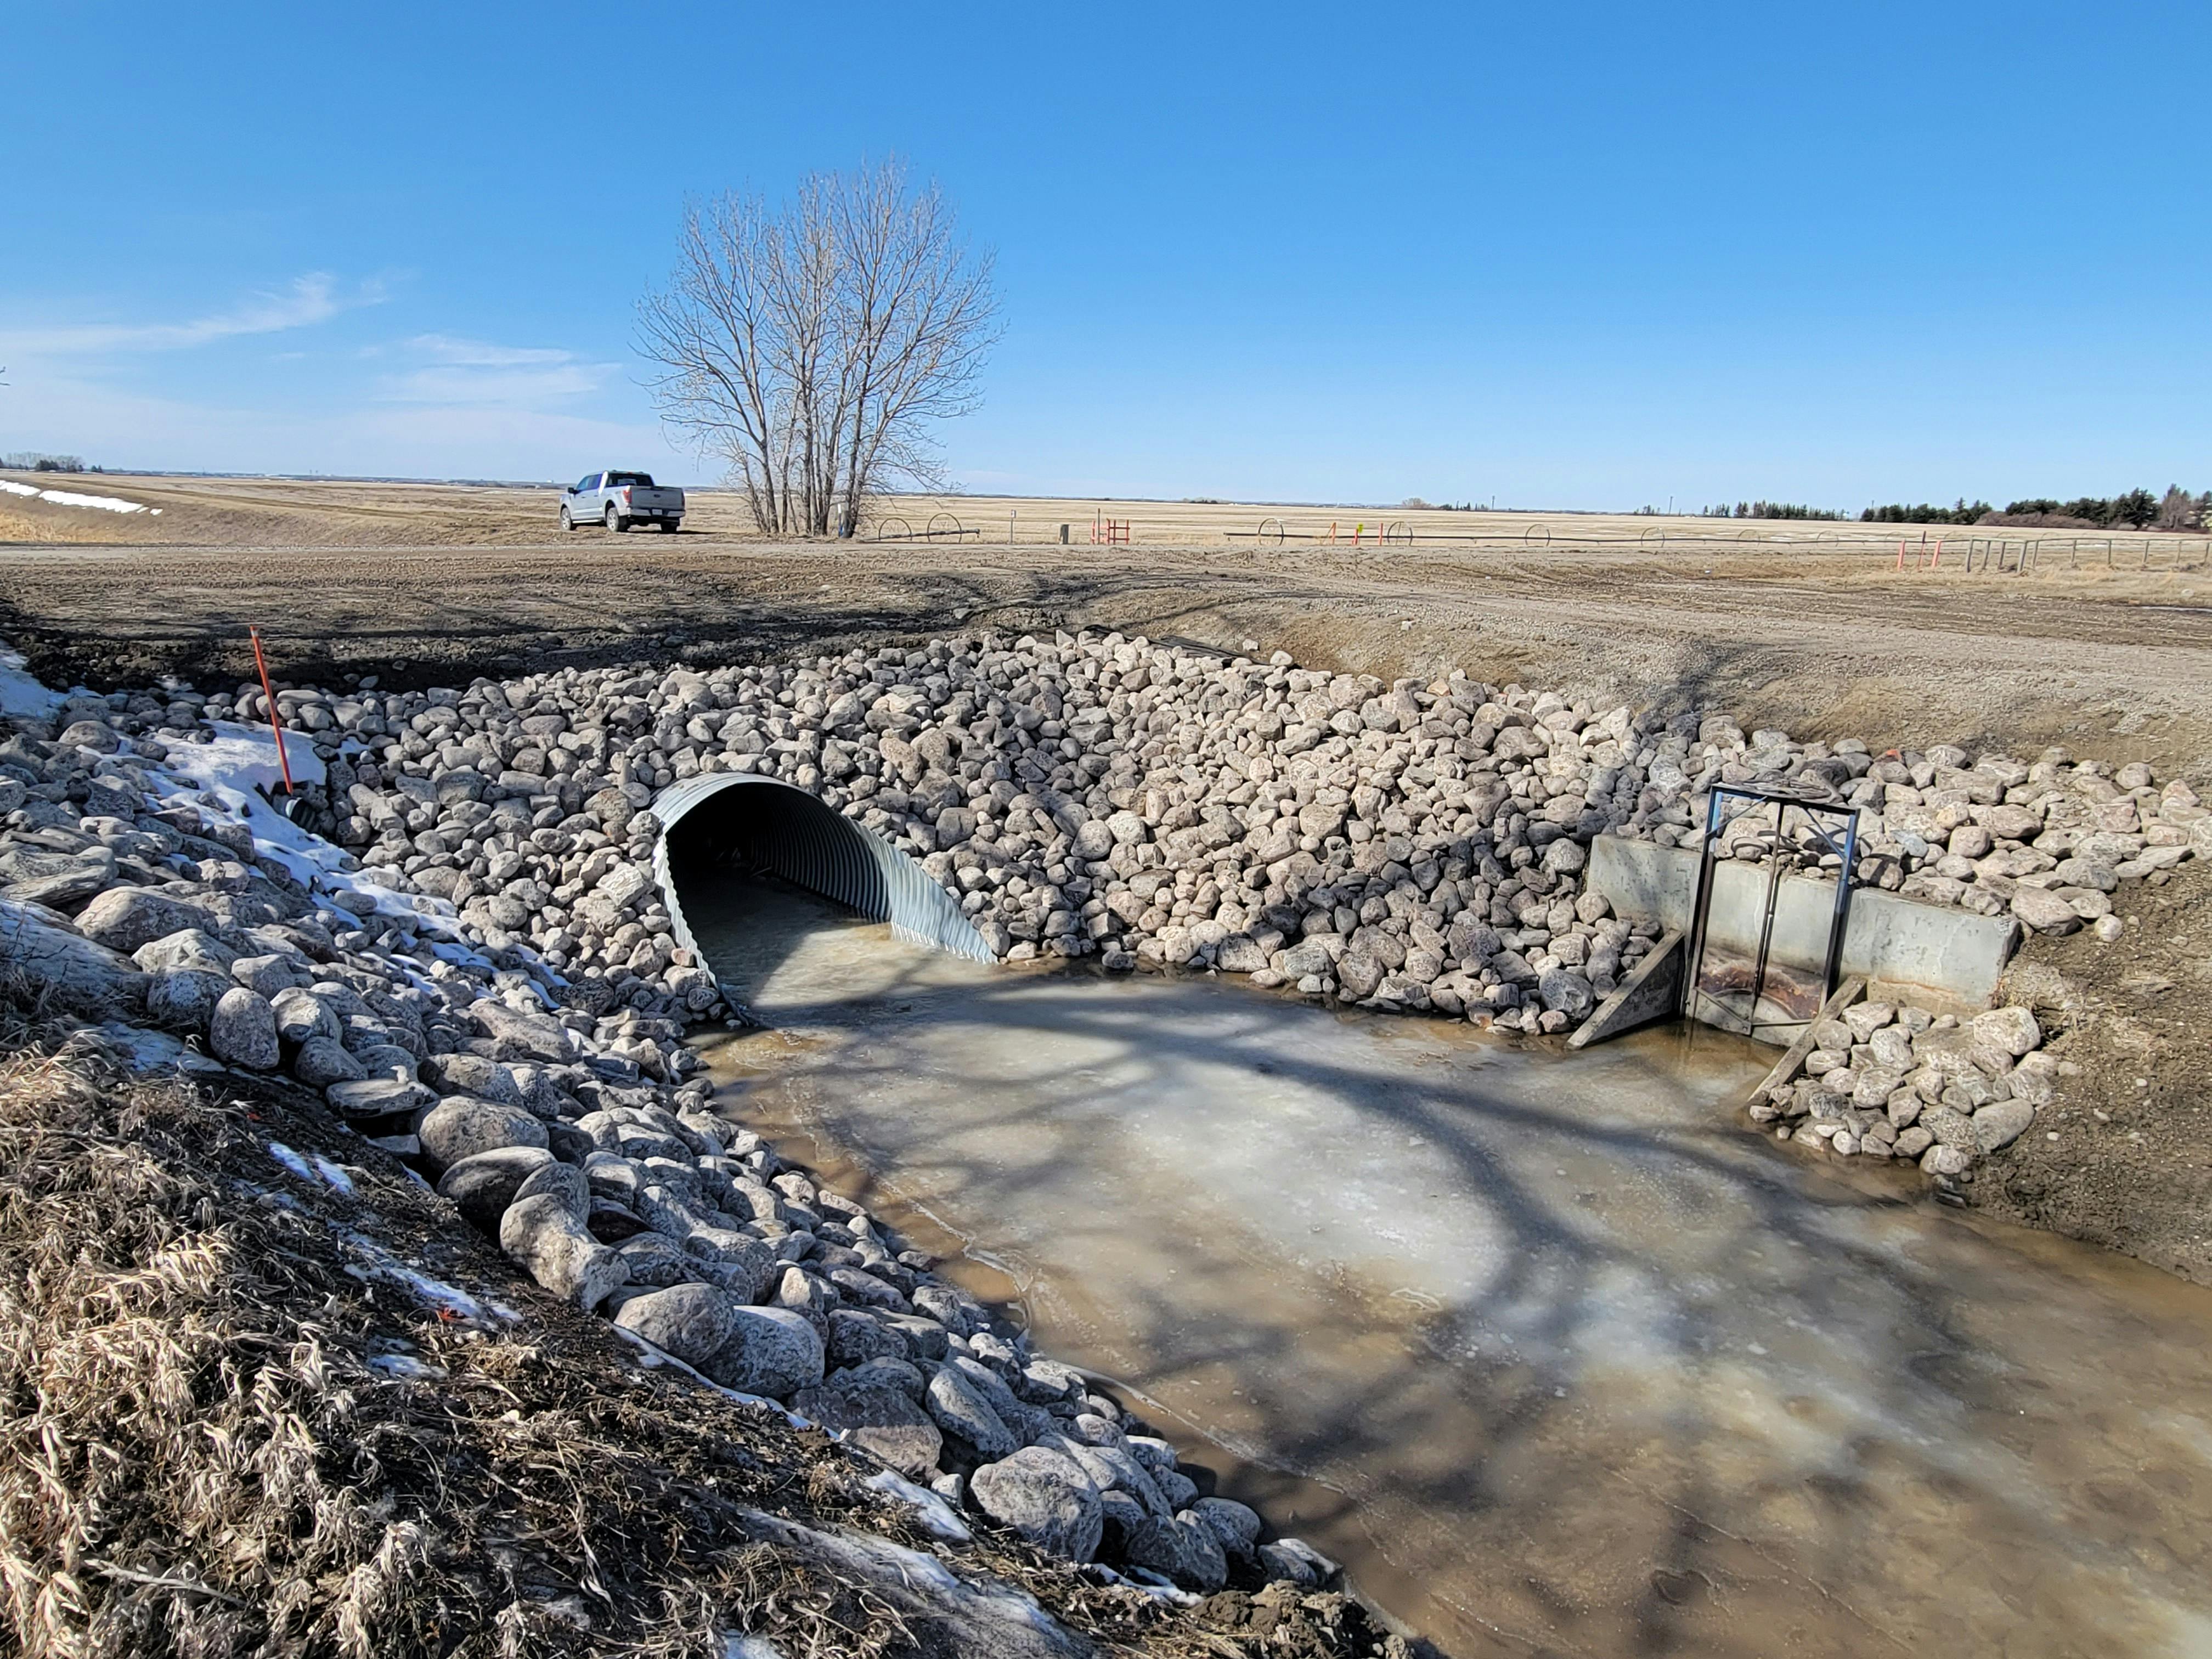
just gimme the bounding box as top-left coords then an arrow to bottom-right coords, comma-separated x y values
1588,836 -> 2019,1013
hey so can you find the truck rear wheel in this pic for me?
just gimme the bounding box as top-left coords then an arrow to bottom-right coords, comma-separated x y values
605,506 -> 627,533
657,520 -> 677,533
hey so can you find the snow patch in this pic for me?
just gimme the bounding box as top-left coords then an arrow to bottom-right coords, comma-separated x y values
1,478 -> 159,515
1,478 -> 159,514
863,1468 -> 972,1542
151,723 -> 470,943
0,645 -> 61,718
366,1352 -> 449,1381
336,1229 -> 518,1324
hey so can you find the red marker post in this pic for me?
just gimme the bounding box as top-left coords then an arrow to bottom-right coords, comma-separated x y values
249,624 -> 295,795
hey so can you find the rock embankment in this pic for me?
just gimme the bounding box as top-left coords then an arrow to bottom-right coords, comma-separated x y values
0,624 -> 2199,1587
130,629 -> 2204,1043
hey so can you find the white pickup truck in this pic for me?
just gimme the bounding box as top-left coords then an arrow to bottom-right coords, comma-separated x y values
559,470 -> 684,533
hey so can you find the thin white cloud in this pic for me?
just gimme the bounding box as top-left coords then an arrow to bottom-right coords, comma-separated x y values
0,274 -> 379,357
375,335 -> 612,409
406,334 -> 577,368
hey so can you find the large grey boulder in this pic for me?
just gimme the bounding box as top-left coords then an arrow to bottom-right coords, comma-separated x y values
145,966 -> 233,1031
792,1370 -> 945,1480
825,1309 -> 909,1368
208,987 -> 280,1069
436,1144 -> 556,1232
0,898 -> 145,1015
326,1075 -> 437,1121
292,1035 -> 366,1086
1973,1099 -> 2037,1154
500,1191 -> 626,1311
925,1362 -> 1019,1459
512,1159 -> 590,1220
229,952 -> 305,998
1190,1496 -> 1263,1560
613,1282 -> 738,1368
614,1233 -> 698,1287
1,847 -> 114,910
1110,1507 -> 1227,1592
1971,1005 -> 2042,1060
2009,885 -> 2083,935
422,1052 -> 523,1104
271,985 -> 342,1046
73,888 -> 217,955
417,1096 -> 549,1176
468,998 -> 573,1063
970,1447 -> 1103,1562
133,928 -> 236,975
1042,1434 -> 1170,1519
701,1305 -> 825,1398
1537,966 -> 1595,1018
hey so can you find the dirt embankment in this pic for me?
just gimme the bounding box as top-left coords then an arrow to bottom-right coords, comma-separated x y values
1980,859 -> 2212,1281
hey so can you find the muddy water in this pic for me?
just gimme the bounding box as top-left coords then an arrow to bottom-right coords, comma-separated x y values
684,872 -> 2212,1659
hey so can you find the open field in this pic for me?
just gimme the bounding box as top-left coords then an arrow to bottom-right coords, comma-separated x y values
7,469 -> 2211,565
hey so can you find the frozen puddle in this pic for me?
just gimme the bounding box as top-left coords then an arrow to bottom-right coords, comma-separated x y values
690,872 -> 2212,1659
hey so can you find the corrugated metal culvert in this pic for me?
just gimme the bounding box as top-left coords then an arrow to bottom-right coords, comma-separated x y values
651,774 -> 992,972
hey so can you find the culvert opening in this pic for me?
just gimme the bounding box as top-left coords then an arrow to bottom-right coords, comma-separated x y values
651,775 -> 991,1000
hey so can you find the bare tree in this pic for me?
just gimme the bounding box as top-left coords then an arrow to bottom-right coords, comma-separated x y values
2154,484 -> 2205,533
636,160 -> 1000,538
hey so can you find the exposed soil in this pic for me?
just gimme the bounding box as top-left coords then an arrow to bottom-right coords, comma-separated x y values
8,474 -> 2211,1290
1980,859 -> 2212,1283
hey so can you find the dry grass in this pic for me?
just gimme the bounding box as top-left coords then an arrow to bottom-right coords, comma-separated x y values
0,1025 -> 1406,1659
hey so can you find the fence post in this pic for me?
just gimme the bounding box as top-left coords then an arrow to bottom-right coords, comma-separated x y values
248,625 -> 295,795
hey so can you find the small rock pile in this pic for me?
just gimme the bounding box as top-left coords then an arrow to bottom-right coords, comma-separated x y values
1751,1001 -> 2051,1181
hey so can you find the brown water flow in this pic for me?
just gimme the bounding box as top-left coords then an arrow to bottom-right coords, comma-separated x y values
683,867 -> 2212,1659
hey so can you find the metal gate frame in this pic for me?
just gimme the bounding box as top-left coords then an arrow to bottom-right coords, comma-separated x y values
1681,786 -> 1860,1037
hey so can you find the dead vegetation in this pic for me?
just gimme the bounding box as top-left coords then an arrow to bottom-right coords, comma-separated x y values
0,1027 -> 1408,1658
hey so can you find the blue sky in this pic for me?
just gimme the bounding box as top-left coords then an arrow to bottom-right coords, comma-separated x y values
2,2 -> 2205,509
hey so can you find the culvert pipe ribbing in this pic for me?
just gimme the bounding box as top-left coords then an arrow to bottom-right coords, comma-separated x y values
651,773 -> 993,968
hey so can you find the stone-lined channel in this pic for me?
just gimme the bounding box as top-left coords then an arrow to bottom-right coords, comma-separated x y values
686,865 -> 2212,1659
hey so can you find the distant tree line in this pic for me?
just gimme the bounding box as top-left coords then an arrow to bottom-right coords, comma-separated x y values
1860,499 -> 1993,525
2,453 -> 87,472
1701,501 -> 1844,521
1860,487 -> 2207,531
